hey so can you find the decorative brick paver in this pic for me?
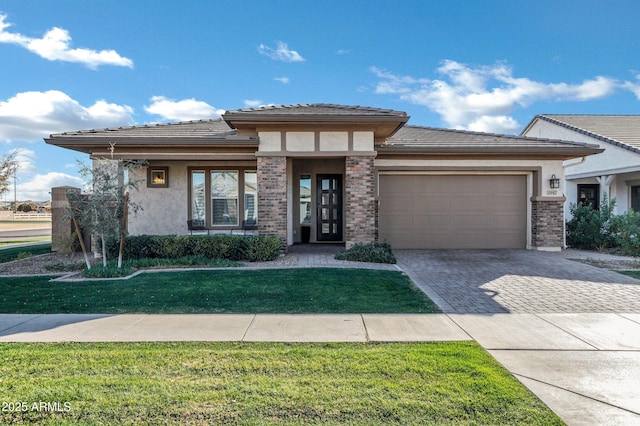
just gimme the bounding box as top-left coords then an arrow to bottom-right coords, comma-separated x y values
395,250 -> 640,313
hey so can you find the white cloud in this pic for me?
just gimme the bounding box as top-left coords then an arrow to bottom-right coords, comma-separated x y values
0,90 -> 134,142
274,77 -> 290,84
14,172 -> 84,201
12,148 -> 37,175
337,49 -> 350,55
258,41 -> 305,62
0,13 -> 133,69
144,96 -> 225,121
622,73 -> 640,100
372,60 -> 622,133
244,100 -> 263,108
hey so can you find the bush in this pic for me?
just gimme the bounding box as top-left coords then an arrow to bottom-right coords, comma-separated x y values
106,234 -> 281,262
335,243 -> 397,264
566,202 -> 612,250
566,197 -> 640,255
246,236 -> 282,262
610,210 -> 640,255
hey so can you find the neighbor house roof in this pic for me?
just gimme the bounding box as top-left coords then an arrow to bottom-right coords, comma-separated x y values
379,125 -> 603,158
522,114 -> 640,154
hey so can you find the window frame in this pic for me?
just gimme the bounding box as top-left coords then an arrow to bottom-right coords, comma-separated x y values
188,166 -> 257,230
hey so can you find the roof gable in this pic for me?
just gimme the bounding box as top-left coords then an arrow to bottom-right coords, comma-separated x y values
223,103 -> 408,118
223,103 -> 409,141
524,114 -> 640,154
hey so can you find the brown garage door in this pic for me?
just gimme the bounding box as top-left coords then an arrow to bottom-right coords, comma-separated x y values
378,174 -> 527,249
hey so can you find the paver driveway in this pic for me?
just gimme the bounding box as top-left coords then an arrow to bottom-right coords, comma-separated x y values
395,250 -> 640,313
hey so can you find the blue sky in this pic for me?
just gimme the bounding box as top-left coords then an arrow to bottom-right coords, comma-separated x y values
1,0 -> 640,200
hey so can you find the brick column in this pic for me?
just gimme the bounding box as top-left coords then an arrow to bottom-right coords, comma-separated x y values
257,156 -> 288,251
345,156 -> 376,249
51,186 -> 79,252
531,197 -> 565,250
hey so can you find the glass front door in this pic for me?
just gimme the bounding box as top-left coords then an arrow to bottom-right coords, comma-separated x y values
317,174 -> 343,241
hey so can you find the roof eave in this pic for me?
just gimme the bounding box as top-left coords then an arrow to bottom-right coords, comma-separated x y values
376,146 -> 604,158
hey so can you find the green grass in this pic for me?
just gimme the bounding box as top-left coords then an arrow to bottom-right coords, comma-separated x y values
617,270 -> 640,279
0,342 -> 563,425
0,268 -> 439,314
0,243 -> 51,263
0,236 -> 51,247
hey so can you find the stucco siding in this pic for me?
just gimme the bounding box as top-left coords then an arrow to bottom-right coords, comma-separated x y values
128,164 -> 189,235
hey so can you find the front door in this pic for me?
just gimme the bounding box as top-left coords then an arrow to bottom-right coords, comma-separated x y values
317,174 -> 343,241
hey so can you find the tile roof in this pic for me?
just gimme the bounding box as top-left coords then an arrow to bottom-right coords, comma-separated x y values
527,115 -> 640,153
48,119 -> 237,139
380,125 -> 602,156
223,103 -> 408,117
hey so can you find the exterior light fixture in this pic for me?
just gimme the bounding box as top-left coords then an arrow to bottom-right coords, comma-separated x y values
549,174 -> 560,189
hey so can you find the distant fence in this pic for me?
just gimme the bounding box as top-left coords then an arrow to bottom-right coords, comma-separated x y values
12,213 -> 52,220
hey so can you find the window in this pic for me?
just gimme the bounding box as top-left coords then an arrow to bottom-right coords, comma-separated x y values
632,186 -> 640,212
211,171 -> 238,226
189,167 -> 257,229
244,171 -> 257,226
299,175 -> 311,225
578,184 -> 599,210
191,171 -> 206,226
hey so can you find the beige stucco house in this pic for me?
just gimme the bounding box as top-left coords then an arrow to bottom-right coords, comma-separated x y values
522,115 -> 640,220
46,104 -> 601,251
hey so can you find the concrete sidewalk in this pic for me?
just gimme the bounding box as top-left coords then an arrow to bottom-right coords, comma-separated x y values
1,312 -> 639,425
0,313 -> 471,343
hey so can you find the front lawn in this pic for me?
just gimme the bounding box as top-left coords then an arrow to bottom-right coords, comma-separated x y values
0,342 -> 563,425
0,268 -> 439,314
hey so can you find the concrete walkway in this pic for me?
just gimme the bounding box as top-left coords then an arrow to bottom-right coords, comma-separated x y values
2,248 -> 640,425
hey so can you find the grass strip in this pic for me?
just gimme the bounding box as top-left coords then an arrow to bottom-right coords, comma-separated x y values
0,341 -> 563,425
0,243 -> 51,263
0,268 -> 439,314
618,270 -> 640,279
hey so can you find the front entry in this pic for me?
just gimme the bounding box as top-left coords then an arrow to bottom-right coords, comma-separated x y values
317,174 -> 343,241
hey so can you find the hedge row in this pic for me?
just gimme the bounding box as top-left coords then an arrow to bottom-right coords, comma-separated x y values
106,234 -> 281,262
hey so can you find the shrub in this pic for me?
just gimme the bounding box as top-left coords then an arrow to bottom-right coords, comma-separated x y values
106,234 -> 281,262
83,263 -> 133,278
335,243 -> 397,264
566,197 -> 640,256
246,236 -> 282,262
610,210 -> 640,255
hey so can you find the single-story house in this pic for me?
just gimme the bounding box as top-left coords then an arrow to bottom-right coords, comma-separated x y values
522,115 -> 640,219
46,104 -> 602,251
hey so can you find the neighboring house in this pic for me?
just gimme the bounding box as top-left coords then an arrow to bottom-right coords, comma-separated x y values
522,115 -> 640,220
46,104 -> 601,251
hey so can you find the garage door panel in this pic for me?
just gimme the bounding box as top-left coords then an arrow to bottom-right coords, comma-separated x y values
379,175 -> 527,249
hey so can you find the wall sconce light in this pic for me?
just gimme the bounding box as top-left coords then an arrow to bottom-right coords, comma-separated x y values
549,174 -> 560,189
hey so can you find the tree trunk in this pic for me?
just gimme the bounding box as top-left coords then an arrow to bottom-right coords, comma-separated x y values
72,216 -> 91,270
101,233 -> 107,267
118,192 -> 129,269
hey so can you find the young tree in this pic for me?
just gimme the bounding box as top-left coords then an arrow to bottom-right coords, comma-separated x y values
67,158 -> 143,269
0,151 -> 19,196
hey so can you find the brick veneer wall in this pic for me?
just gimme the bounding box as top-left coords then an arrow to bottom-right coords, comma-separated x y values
257,156 -> 288,251
531,198 -> 565,248
51,186 -> 78,252
345,156 -> 376,249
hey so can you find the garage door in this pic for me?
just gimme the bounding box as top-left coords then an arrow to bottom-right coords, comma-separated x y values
378,174 -> 527,249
